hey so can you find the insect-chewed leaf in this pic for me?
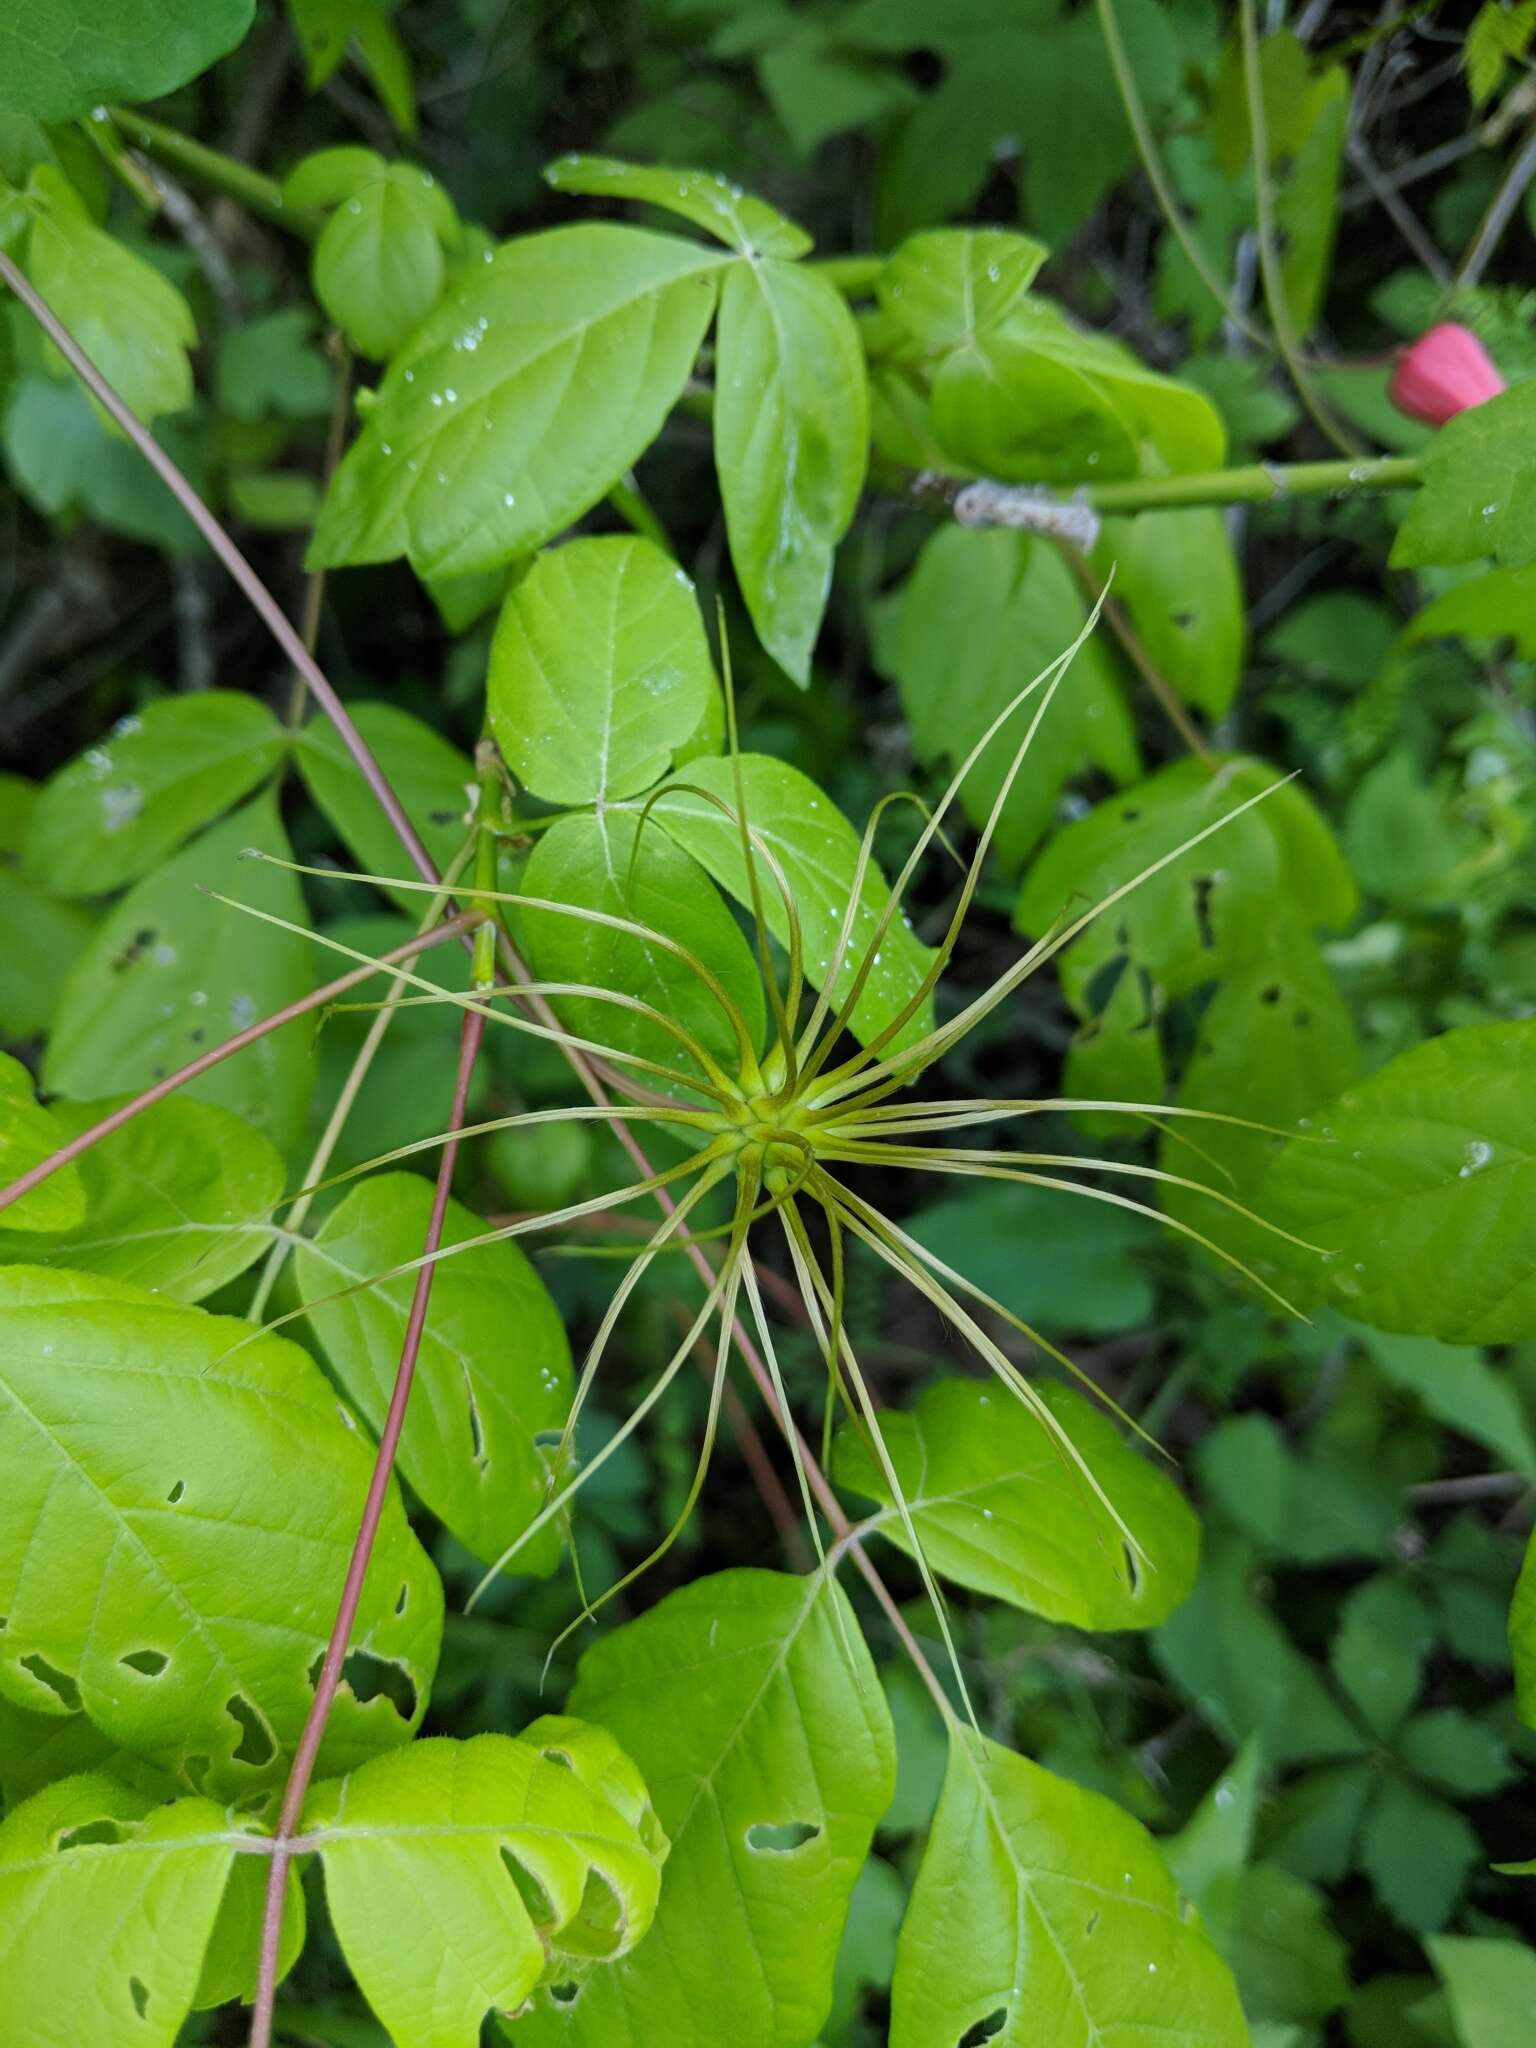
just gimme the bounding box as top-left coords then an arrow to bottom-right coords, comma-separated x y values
0,1092 -> 283,1300
1093,507 -> 1245,718
1260,1019 -> 1536,1342
296,1172 -> 572,1572
22,692 -> 288,899
517,1568 -> 895,2047
43,793 -> 316,1152
488,535 -> 716,804
1015,755 -> 1356,1013
295,700 -> 474,913
833,1377 -> 1199,1629
304,1725 -> 668,2048
0,1050 -> 86,1234
308,223 -> 727,579
0,1772 -> 252,2046
0,1265 -> 442,1794
715,256 -> 868,684
546,153 -> 813,259
652,755 -> 935,1054
890,1733 -> 1248,2048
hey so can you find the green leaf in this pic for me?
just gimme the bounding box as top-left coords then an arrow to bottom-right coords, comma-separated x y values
44,793 -> 316,1153
652,753 -> 936,1054
1154,1538 -> 1363,1765
310,224 -> 726,579
1163,1739 -> 1265,1936
1430,1933 -> 1536,2048
311,160 -> 456,359
519,809 -> 766,1084
1195,1415 -> 1397,1565
1095,509 -> 1245,717
2,373 -> 203,549
884,526 -> 1139,869
0,1265 -> 441,1792
876,227 -> 1048,352
295,700 -> 474,913
901,1180 -> 1158,1335
1015,756 -> 1357,1017
1356,1327 -> 1536,1481
0,1093 -> 282,1301
545,152 -> 812,258
1331,1574 -> 1434,1739
1272,67 -> 1348,334
1511,1529 -> 1536,1730
488,536 -> 715,804
890,1732 -> 1248,2048
1344,752 -> 1470,905
1397,1709 -> 1516,1798
24,168 -> 196,427
306,1724 -> 667,2048
1360,1776 -> 1480,1932
296,1172 -> 572,1573
0,1773 -> 246,2044
1218,1863 -> 1350,2027
518,1568 -> 895,2046
833,1376 -> 1200,1629
0,0 -> 254,120
1393,383 -> 1536,570
0,774 -> 95,1039
0,1692 -> 145,1806
1260,1020 -> 1536,1341
714,255 -> 868,683
23,691 -> 288,897
0,1050 -> 85,1233
214,306 -> 333,421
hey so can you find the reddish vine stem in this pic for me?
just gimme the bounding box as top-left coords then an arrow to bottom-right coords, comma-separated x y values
248,1002 -> 487,2048
0,914 -> 480,1215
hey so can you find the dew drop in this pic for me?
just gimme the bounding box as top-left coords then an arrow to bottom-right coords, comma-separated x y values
1458,1139 -> 1493,1178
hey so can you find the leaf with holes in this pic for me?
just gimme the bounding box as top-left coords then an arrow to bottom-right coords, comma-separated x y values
23,168 -> 196,428
43,793 -> 316,1152
652,754 -> 935,1054
0,1093 -> 283,1301
0,1264 -> 442,1794
0,1051 -> 85,1234
22,692 -> 288,899
488,535 -> 716,804
296,1172 -> 572,1573
714,256 -> 868,683
309,224 -> 726,579
517,1568 -> 895,2046
0,0 -> 254,120
519,809 -> 766,1086
1014,756 -> 1356,1018
306,1723 -> 667,2048
890,1732 -> 1248,2048
834,1377 -> 1199,1628
295,701 -> 475,913
545,153 -> 812,258
881,525 -> 1139,869
1260,1020 -> 1536,1341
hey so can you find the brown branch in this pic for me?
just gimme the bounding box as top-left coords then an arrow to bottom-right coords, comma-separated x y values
248,1002 -> 486,2048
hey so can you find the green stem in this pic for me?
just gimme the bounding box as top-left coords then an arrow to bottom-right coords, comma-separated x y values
106,107 -> 316,236
471,750 -> 503,989
1084,454 -> 1419,514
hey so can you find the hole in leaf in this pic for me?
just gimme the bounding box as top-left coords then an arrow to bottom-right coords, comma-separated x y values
1191,875 -> 1217,952
1259,986 -> 1281,1006
20,1652 -> 81,1710
58,1818 -> 125,1850
540,1746 -> 574,1770
1171,609 -> 1196,630
226,1694 -> 275,1768
121,1649 -> 169,1677
1296,1009 -> 1311,1027
166,1480 -> 185,1504
502,1847 -> 555,1928
395,1582 -> 409,1616
1122,1542 -> 1144,1597
549,1983 -> 581,2007
533,1428 -> 564,1448
1082,952 -> 1128,1017
958,2010 -> 1008,2047
463,1367 -> 488,1470
129,1977 -> 149,2019
314,1648 -> 417,1723
746,1820 -> 821,1853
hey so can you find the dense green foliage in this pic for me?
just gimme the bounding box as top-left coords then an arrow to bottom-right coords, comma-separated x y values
0,3 -> 1534,2046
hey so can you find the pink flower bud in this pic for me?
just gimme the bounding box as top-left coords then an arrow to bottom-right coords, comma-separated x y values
1388,323 -> 1506,426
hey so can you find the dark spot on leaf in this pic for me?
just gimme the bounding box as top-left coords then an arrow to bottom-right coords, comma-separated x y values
21,1652 -> 81,1710
1172,609 -> 1196,630
463,1369 -> 487,1469
227,1694 -> 276,1768
1260,986 -> 1281,1005
1191,876 -> 1216,951
958,2010 -> 1008,2046
747,1820 -> 821,1852
129,1977 -> 149,2019
1122,1542 -> 1144,1596
540,1746 -> 574,1770
428,807 -> 461,826
395,1582 -> 409,1616
549,1983 -> 581,2006
58,1818 -> 125,1850
1122,807 -> 1141,822
533,1428 -> 564,1447
1296,1009 -> 1311,1027
121,1649 -> 168,1677
166,1480 -> 185,1504
1085,1909 -> 1100,1935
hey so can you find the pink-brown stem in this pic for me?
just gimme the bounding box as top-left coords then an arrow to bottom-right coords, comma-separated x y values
0,913 -> 480,1216
248,1002 -> 486,2047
